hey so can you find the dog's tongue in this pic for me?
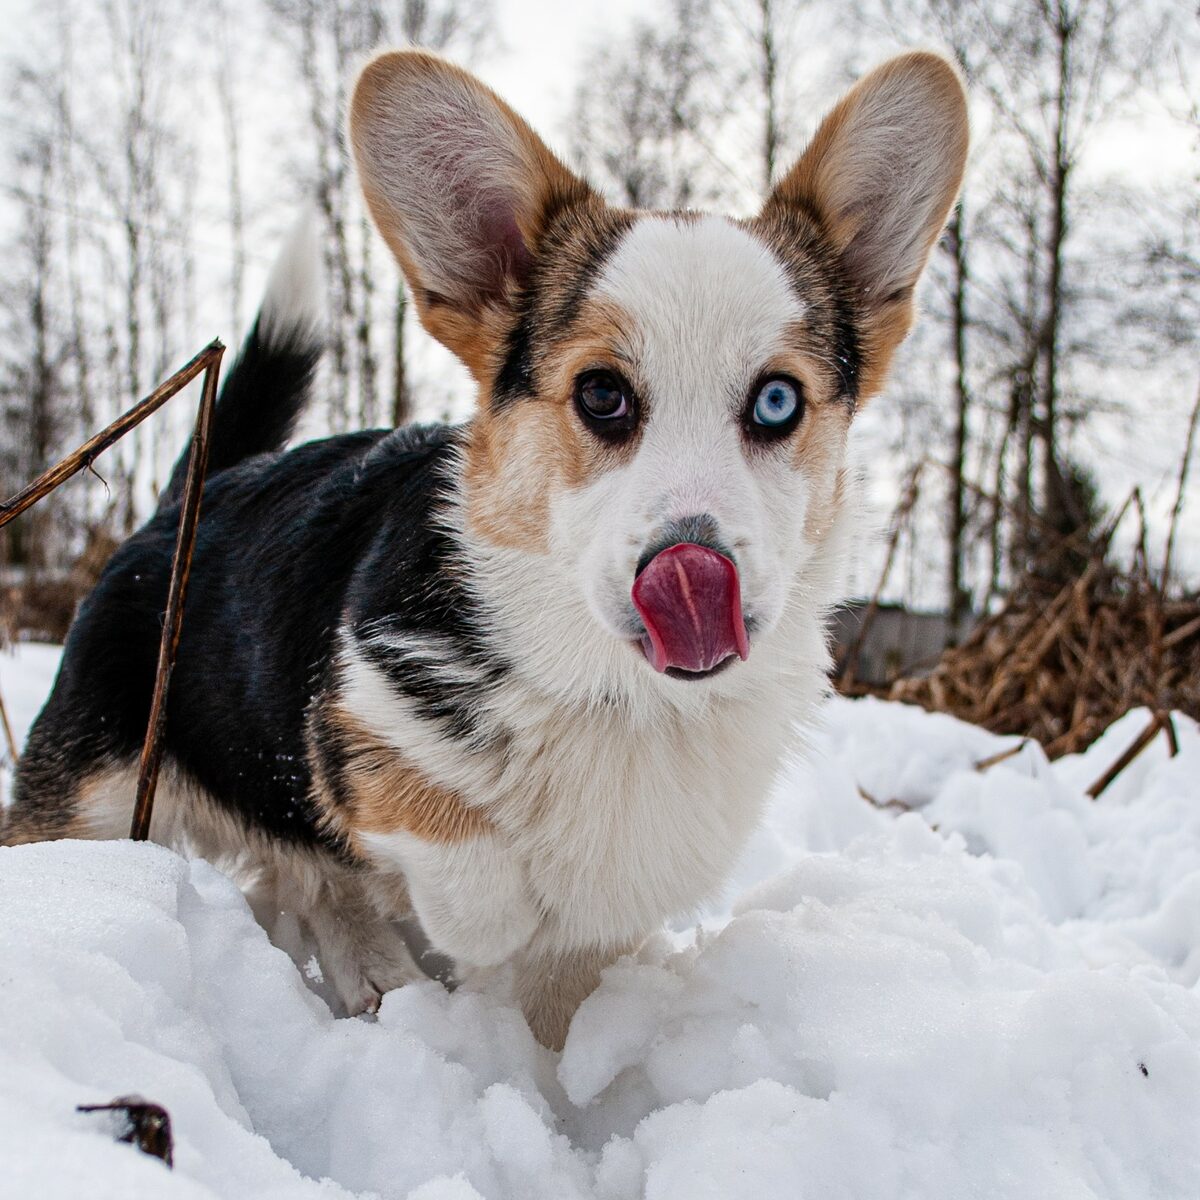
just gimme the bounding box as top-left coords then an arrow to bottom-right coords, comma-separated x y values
632,543 -> 750,674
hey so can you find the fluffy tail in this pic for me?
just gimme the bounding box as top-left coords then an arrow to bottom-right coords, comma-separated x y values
161,210 -> 324,506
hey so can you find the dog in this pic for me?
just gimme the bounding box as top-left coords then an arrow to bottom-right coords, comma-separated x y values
5,49 -> 968,1049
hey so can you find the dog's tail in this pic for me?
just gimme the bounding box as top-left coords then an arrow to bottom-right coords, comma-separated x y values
160,210 -> 324,507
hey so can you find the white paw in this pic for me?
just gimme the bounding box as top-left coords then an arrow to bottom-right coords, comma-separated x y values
362,829 -> 542,972
425,888 -> 541,970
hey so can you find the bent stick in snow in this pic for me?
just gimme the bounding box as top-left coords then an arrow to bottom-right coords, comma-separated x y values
0,342 -> 222,527
0,340 -> 225,838
129,348 -> 223,840
1085,711 -> 1172,800
0,681 -> 17,764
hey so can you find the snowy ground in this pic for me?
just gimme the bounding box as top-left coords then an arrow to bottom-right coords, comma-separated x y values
2,641 -> 1199,1199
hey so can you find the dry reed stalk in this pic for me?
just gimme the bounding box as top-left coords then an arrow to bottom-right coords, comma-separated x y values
974,740 -> 1030,771
0,679 -> 17,764
1086,712 -> 1170,800
0,340 -> 225,841
884,551 -> 1199,760
129,348 -> 223,840
0,342 -> 222,531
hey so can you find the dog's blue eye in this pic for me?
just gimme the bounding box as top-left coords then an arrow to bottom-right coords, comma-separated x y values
751,377 -> 801,428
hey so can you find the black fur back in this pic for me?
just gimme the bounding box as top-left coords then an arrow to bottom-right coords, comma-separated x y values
14,424 -> 479,851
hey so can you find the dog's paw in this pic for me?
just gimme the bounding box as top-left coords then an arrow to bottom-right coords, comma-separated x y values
342,975 -> 386,1017
323,922 -> 424,1017
345,958 -> 423,1017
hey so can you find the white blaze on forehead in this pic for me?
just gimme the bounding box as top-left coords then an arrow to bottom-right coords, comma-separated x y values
592,215 -> 804,395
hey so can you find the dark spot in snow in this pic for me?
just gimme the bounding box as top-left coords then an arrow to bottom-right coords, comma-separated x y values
77,1095 -> 174,1168
1138,1062 -> 1149,1077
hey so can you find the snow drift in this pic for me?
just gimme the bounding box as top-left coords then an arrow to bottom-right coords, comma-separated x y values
2,643 -> 1199,1199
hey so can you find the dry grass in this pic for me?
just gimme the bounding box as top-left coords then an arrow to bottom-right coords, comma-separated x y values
885,562 -> 1198,758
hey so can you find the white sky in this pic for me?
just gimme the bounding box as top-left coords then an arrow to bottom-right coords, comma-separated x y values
484,0 -> 645,133
1,0 -> 1196,596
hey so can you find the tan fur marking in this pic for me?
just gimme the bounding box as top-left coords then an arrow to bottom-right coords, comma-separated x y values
4,764 -> 135,845
462,414 -> 556,552
514,937 -> 639,1051
800,421 -> 852,545
328,708 -> 490,847
463,297 -> 643,552
856,303 -> 917,401
2,805 -> 76,845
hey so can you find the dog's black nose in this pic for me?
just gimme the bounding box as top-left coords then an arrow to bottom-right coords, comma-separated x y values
636,513 -> 732,577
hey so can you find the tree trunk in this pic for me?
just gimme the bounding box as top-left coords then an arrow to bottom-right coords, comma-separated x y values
301,3 -> 350,429
357,208 -> 378,426
215,1 -> 246,338
1038,0 -> 1074,535
946,203 -> 970,634
758,0 -> 779,191
26,148 -> 57,571
392,282 -> 412,427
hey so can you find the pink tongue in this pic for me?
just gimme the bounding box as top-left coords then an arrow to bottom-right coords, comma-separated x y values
631,543 -> 751,674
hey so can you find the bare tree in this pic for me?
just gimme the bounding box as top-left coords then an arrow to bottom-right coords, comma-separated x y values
0,123 -> 63,572
975,1 -> 1168,551
214,0 -> 247,338
571,0 -> 732,211
269,0 -> 494,430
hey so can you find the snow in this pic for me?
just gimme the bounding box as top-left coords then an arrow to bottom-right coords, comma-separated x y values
0,640 -> 60,804
2,641 -> 1199,1198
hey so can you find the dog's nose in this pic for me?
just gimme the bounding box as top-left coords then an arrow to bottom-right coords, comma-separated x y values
635,513 -> 732,577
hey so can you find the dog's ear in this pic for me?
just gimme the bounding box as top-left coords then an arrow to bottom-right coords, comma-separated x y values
350,50 -> 592,377
762,52 -> 968,398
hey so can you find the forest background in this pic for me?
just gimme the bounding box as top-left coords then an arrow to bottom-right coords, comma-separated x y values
1,0 -> 1196,635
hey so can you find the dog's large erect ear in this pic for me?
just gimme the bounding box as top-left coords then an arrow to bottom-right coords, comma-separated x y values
762,52 -> 968,396
350,50 -> 590,375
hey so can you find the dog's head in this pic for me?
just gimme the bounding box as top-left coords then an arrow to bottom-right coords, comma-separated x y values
350,51 -> 967,701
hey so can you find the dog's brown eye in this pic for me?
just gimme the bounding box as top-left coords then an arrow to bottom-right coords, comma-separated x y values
575,370 -> 637,441
576,370 -> 630,420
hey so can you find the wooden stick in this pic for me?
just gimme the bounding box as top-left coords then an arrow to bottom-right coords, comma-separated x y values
0,677 -> 18,764
1162,612 -> 1200,650
1020,564 -> 1096,674
1162,375 -> 1200,597
0,341 -> 223,531
1044,718 -> 1103,760
1071,619 -> 1103,729
1086,712 -> 1165,800
975,740 -> 1031,771
1162,711 -> 1180,759
857,784 -> 910,812
129,349 -> 224,841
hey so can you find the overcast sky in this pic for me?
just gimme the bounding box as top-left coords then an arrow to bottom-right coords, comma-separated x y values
1,0 -> 1196,594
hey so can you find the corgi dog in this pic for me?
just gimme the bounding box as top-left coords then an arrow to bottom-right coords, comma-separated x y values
5,50 -> 967,1048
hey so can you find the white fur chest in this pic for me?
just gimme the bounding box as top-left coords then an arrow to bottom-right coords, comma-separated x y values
481,681 -> 793,949
342,584 -> 834,961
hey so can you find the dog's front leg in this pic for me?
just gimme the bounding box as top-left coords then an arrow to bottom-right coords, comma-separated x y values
361,827 -> 540,973
513,933 -> 639,1051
